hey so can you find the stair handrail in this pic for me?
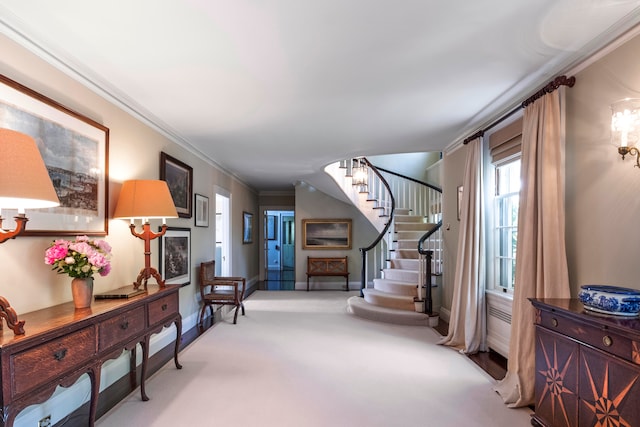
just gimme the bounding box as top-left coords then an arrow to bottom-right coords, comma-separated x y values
373,166 -> 443,316
358,158 -> 395,293
374,166 -> 443,194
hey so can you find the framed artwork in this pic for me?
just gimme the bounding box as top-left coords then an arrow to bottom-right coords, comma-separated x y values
267,215 -> 277,240
0,74 -> 109,236
243,211 -> 253,244
159,227 -> 191,286
194,193 -> 209,227
457,185 -> 463,221
160,152 -> 193,218
302,218 -> 352,249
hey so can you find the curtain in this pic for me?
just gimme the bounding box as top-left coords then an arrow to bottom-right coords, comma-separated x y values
438,137 -> 485,354
494,88 -> 571,407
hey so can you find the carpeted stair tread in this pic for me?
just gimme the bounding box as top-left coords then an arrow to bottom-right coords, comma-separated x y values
347,296 -> 434,326
363,288 -> 414,311
373,278 -> 418,296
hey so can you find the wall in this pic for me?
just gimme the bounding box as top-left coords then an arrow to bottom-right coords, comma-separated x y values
439,29 -> 640,318
565,31 -> 640,294
0,33 -> 259,425
440,144 -> 469,319
295,181 -> 378,289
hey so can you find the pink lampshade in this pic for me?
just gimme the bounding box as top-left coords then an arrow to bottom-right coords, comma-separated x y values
113,180 -> 178,220
0,128 -> 60,211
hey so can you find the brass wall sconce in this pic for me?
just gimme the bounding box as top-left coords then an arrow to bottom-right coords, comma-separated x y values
612,98 -> 640,167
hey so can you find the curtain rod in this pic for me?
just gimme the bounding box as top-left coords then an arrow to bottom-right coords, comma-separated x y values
463,75 -> 576,145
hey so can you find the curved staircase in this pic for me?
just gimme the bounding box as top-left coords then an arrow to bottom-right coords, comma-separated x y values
324,157 -> 442,327
347,208 -> 438,326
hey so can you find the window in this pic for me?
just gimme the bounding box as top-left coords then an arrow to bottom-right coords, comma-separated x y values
493,159 -> 520,291
487,116 -> 523,293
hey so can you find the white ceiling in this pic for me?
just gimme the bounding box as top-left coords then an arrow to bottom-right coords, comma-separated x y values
2,1 -> 640,191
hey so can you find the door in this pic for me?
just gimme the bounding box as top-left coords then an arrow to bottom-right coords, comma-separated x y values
281,215 -> 295,269
215,190 -> 231,276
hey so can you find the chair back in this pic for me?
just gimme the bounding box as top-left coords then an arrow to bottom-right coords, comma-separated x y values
199,261 -> 216,297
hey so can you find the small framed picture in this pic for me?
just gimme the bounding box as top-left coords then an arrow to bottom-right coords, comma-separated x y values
159,227 -> 191,286
243,211 -> 253,244
160,152 -> 193,218
457,185 -> 463,221
194,194 -> 209,227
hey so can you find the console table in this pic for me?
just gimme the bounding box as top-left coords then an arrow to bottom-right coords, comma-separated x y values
0,284 -> 182,427
530,298 -> 640,427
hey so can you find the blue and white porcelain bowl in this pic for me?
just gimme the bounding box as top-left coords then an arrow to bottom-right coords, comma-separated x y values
579,285 -> 640,317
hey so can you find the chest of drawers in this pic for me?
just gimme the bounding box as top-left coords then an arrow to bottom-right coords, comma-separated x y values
530,298 -> 640,427
0,285 -> 182,427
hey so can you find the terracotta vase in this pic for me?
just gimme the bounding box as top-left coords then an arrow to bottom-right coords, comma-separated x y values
71,277 -> 94,309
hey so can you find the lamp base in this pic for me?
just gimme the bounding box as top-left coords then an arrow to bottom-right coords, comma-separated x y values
133,266 -> 166,291
0,296 -> 25,335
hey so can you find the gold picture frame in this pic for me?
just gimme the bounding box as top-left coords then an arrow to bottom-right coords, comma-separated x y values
302,218 -> 352,250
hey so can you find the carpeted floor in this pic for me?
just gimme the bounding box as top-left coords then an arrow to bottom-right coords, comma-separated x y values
96,291 -> 532,427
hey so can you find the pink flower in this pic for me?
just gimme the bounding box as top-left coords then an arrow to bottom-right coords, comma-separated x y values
44,244 -> 68,265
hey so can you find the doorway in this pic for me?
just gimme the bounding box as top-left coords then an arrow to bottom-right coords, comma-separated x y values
215,189 -> 231,276
264,210 -> 295,290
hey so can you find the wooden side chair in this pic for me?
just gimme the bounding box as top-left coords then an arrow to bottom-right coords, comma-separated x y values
198,261 -> 246,325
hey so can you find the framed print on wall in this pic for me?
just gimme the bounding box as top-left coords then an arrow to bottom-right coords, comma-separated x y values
159,227 -> 191,286
160,152 -> 193,218
243,211 -> 253,244
267,215 -> 277,240
194,193 -> 209,227
0,74 -> 109,236
302,218 -> 352,249
457,185 -> 463,221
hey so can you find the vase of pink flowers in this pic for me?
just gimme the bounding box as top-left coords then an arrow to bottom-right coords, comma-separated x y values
44,236 -> 112,308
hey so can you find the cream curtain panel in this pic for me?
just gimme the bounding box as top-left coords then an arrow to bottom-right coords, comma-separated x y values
495,88 -> 571,407
439,137 -> 486,354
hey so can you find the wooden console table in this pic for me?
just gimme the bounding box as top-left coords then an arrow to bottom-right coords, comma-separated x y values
0,284 -> 182,427
530,298 -> 640,427
306,256 -> 349,291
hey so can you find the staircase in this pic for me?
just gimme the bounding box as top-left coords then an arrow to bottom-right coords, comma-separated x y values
324,158 -> 442,326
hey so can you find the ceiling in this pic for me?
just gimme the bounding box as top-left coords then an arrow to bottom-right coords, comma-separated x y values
2,1 -> 640,192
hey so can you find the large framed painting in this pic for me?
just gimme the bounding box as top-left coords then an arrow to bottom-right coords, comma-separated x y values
0,74 -> 109,236
160,152 -> 193,218
159,227 -> 191,287
302,218 -> 352,249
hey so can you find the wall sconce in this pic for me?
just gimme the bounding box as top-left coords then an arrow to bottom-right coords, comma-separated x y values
0,129 -> 60,334
612,98 -> 640,167
113,180 -> 178,293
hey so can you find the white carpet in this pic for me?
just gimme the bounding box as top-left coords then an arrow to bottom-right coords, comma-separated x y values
96,291 -> 532,427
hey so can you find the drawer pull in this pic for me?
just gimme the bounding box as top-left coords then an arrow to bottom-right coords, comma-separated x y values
551,318 -> 558,327
162,303 -> 168,311
53,348 -> 67,361
603,335 -> 613,347
120,321 -> 129,330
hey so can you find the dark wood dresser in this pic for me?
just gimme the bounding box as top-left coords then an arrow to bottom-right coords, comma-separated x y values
530,298 -> 640,427
0,284 -> 182,427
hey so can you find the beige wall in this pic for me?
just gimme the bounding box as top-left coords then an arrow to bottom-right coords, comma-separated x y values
565,32 -> 640,294
441,144 -> 468,315
295,182 -> 378,289
0,33 -> 260,424
439,30 -> 640,314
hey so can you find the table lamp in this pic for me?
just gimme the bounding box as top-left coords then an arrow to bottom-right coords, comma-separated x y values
0,128 -> 60,334
113,180 -> 178,292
